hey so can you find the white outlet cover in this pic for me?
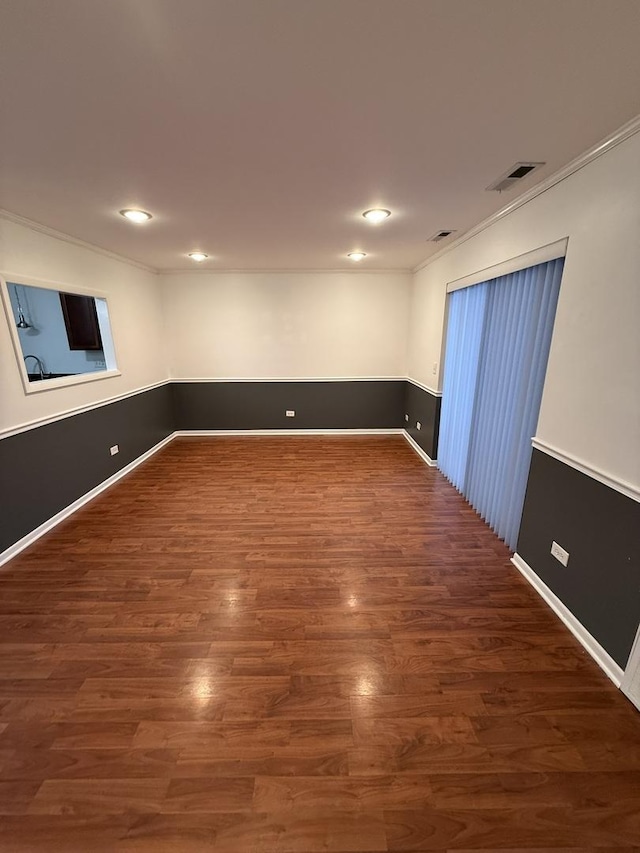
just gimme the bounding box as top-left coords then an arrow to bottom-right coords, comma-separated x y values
110,444 -> 119,455
404,414 -> 409,421
416,422 -> 421,430
550,540 -> 570,567
285,410 -> 295,417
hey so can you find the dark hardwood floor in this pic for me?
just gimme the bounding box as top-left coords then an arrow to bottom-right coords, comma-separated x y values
0,436 -> 638,851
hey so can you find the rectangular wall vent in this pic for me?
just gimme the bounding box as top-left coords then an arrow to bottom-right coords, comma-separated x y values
486,161 -> 545,192
428,229 -> 457,242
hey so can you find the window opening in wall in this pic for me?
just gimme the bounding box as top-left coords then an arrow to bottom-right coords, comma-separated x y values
1,276 -> 119,394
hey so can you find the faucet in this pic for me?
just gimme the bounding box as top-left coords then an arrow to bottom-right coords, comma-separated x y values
23,354 -> 46,381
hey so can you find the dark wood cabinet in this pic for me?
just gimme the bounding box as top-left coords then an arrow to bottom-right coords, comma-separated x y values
59,293 -> 103,351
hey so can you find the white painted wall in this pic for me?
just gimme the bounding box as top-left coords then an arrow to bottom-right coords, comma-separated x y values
159,272 -> 411,379
6,127 -> 637,494
0,218 -> 167,433
407,130 -> 640,489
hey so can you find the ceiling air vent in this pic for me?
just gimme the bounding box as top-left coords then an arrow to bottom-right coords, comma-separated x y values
428,229 -> 457,243
486,162 -> 545,193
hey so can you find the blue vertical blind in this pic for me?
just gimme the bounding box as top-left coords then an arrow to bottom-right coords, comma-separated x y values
437,282 -> 488,492
438,257 -> 564,550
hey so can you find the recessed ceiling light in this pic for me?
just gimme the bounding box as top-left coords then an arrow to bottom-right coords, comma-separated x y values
188,252 -> 208,262
362,208 -> 391,224
347,252 -> 367,261
119,208 -> 152,223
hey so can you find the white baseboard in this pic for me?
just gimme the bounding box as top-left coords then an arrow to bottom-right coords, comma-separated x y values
173,428 -> 403,436
621,624 -> 640,711
0,433 -> 175,568
511,553 -> 624,687
2,428 -> 630,699
172,377 -> 405,383
0,429 -> 409,567
403,430 -> 437,466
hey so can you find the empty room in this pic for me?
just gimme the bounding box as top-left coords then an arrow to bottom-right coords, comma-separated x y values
1,1 -> 639,850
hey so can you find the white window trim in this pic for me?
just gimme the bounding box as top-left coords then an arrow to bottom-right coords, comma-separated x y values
0,272 -> 121,395
446,238 -> 568,293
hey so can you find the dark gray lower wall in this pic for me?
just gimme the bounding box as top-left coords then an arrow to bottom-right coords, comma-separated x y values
1,379 -> 408,554
517,449 -> 640,669
172,381 -> 405,430
0,384 -> 174,553
4,380 -> 638,678
403,381 -> 441,460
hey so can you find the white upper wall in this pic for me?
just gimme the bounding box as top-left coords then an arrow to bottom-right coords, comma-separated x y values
408,130 -> 640,489
159,271 -> 411,379
0,218 -> 167,433
5,125 -> 638,493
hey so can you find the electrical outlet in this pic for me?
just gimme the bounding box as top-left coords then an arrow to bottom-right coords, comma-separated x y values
110,444 -> 119,456
285,410 -> 295,417
416,421 -> 421,430
404,414 -> 409,422
432,361 -> 438,375
550,540 -> 569,567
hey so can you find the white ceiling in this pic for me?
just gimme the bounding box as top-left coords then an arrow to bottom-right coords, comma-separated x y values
1,0 -> 640,272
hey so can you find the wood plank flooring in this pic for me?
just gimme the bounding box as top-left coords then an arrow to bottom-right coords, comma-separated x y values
0,436 -> 638,851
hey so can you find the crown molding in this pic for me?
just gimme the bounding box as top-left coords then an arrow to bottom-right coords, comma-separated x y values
1,208 -> 408,275
0,209 -> 158,274
412,113 -> 640,275
158,267 -> 411,275
7,114 -> 639,279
